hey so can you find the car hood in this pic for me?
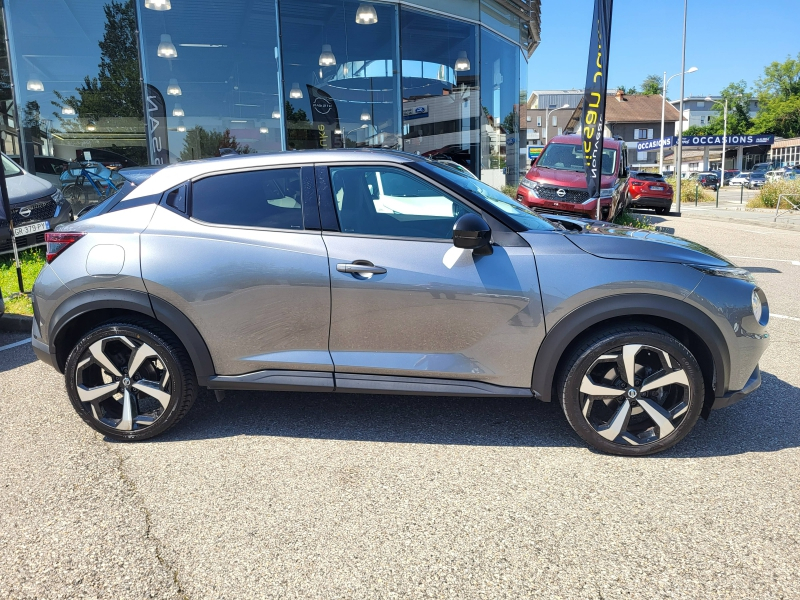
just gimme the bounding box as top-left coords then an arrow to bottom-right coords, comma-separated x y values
525,166 -> 616,189
5,171 -> 56,205
545,216 -> 732,267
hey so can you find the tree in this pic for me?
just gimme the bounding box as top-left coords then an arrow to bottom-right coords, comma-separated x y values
22,100 -> 44,140
752,53 -> 800,138
616,85 -> 637,95
180,127 -> 253,161
641,74 -> 662,96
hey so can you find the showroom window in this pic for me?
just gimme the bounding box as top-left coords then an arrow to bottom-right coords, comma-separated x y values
139,0 -> 281,164
279,0 -> 400,151
329,165 -> 473,238
5,0 -> 146,203
191,169 -> 303,230
479,28 -> 520,187
400,8 -> 479,176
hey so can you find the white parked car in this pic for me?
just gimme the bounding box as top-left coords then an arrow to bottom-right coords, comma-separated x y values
729,172 -> 750,186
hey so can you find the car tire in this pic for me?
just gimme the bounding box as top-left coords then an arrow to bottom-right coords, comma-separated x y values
557,324 -> 704,456
655,207 -> 668,215
64,318 -> 197,441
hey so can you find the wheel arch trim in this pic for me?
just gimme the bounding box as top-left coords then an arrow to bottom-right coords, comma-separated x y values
49,289 -> 215,384
532,294 -> 730,403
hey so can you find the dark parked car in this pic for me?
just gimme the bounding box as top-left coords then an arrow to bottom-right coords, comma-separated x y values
0,153 -> 73,255
31,150 -> 768,456
696,173 -> 719,191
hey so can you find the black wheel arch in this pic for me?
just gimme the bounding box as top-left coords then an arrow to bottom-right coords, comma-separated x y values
49,289 -> 215,385
532,294 -> 729,416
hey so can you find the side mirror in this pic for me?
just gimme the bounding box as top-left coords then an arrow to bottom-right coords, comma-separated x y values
453,213 -> 492,255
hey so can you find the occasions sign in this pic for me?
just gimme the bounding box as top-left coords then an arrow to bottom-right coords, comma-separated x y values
680,134 -> 775,147
636,137 -> 676,152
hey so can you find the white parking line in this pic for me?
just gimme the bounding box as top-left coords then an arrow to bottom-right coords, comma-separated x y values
772,314 -> 800,322
727,255 -> 800,265
0,338 -> 30,352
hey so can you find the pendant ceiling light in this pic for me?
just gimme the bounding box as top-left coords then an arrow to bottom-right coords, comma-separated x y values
454,51 -> 470,72
61,106 -> 76,116
360,109 -> 371,121
167,78 -> 182,95
172,103 -> 184,117
319,44 -> 336,67
334,127 -> 342,135
176,119 -> 186,132
272,106 -> 281,119
87,121 -> 97,132
260,124 -> 269,134
157,34 -> 178,58
144,0 -> 171,10
289,83 -> 303,99
355,3 -> 378,24
26,78 -> 44,92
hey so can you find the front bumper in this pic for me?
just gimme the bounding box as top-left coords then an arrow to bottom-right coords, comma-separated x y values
0,201 -> 72,255
712,366 -> 761,410
516,188 -> 612,218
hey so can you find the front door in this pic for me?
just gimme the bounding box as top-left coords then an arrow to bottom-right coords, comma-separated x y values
320,164 -> 543,390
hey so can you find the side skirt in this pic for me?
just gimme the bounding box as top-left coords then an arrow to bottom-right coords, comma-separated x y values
208,371 -> 533,398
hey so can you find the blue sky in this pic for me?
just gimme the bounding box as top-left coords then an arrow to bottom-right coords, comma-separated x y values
528,0 -> 799,98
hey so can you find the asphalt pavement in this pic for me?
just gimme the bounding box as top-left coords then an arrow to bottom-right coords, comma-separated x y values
1,218 -> 798,599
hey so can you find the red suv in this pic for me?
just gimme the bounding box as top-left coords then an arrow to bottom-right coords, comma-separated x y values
626,171 -> 673,215
516,135 -> 627,221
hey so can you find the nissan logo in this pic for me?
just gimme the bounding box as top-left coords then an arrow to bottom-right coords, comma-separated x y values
19,207 -> 31,218
556,188 -> 567,198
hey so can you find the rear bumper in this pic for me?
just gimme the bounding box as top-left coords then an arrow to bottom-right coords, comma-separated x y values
712,366 -> 761,410
629,195 -> 671,208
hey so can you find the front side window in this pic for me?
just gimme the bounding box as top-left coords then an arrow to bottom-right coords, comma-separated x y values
329,166 -> 474,239
2,154 -> 22,177
191,168 -> 303,230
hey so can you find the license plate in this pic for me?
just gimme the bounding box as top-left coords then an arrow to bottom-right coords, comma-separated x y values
651,186 -> 664,191
13,220 -> 49,237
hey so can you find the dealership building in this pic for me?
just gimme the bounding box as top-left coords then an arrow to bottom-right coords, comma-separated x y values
0,0 -> 540,188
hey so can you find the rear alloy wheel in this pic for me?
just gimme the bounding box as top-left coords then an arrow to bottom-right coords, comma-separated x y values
65,320 -> 197,441
559,325 -> 704,456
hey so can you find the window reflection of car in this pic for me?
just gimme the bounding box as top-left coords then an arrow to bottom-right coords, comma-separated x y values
362,170 -> 457,217
435,159 -> 480,180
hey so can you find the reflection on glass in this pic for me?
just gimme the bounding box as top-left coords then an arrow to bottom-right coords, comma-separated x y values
0,9 -> 21,159
280,0 -> 400,151
479,28 -> 520,187
400,8 -> 479,175
140,0 -> 281,162
6,0 -> 146,211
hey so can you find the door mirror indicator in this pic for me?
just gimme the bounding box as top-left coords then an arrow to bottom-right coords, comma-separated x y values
452,213 -> 492,255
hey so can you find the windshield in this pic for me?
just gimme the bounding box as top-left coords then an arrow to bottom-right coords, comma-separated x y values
536,142 -> 617,176
2,154 -> 22,177
426,162 -> 554,231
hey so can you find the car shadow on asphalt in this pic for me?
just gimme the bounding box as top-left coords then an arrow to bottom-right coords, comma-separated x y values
138,371 -> 800,457
0,339 -> 36,374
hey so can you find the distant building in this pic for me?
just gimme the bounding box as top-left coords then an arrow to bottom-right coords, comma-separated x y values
669,96 -> 759,129
522,89 -> 583,147
770,137 -> 800,168
564,90 -> 684,169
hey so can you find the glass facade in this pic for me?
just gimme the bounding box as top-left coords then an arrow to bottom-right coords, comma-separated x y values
3,0 -> 534,184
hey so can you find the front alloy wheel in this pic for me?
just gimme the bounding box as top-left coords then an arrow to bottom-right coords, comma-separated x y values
560,325 -> 704,456
65,320 -> 196,441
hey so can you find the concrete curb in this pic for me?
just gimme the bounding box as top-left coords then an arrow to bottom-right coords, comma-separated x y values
0,313 -> 33,332
678,211 -> 800,232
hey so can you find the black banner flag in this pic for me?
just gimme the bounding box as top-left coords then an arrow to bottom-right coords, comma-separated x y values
581,0 -> 614,203
307,85 -> 340,149
0,157 -> 11,237
145,84 -> 170,164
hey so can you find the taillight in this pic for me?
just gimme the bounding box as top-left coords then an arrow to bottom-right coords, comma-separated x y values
45,232 -> 85,263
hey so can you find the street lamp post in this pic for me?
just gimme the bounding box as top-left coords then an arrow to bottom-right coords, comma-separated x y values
543,103 -> 569,146
675,0 -> 689,213
660,66 -> 697,174
706,96 -> 728,203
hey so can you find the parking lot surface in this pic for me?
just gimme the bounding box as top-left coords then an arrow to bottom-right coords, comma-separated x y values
1,217 -> 799,599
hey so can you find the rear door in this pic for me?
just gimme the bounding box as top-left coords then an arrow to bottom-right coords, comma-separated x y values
141,165 -> 333,383
319,162 -> 544,391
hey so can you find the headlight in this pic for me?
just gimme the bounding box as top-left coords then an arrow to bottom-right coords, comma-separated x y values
51,189 -> 66,204
752,289 -> 763,322
686,264 -> 755,282
520,178 -> 539,191
598,188 -> 614,198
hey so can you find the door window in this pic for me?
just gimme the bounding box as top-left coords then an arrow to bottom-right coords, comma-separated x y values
191,168 -> 303,230
329,166 -> 474,239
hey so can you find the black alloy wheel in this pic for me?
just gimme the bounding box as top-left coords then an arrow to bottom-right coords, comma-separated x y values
65,319 -> 197,441
559,324 -> 704,456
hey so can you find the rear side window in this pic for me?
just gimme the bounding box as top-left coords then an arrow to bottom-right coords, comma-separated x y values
191,168 -> 303,230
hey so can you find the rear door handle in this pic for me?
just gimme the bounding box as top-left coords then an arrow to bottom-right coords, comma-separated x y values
336,262 -> 387,275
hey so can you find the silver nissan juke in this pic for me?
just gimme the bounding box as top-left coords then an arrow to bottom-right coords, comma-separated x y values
30,149 -> 768,456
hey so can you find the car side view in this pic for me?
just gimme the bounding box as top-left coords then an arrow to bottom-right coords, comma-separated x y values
31,150 -> 768,456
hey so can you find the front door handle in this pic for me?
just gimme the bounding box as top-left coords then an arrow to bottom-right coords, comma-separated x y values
336,261 -> 387,275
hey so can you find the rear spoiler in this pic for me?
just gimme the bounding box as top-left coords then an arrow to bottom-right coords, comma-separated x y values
118,165 -> 165,185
